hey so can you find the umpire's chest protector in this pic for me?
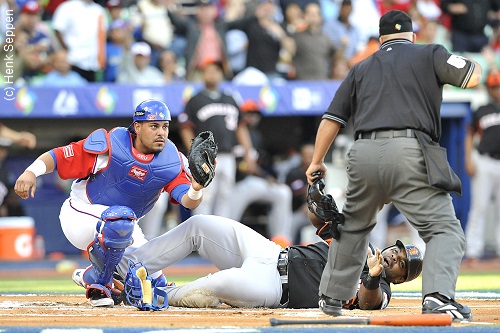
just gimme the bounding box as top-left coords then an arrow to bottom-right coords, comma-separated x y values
86,127 -> 181,218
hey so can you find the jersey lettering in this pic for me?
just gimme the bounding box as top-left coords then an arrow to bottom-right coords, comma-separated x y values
447,55 -> 466,69
479,113 -> 500,130
63,145 -> 74,158
196,103 -> 239,131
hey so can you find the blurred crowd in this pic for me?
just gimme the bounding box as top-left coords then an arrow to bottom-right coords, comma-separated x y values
1,0 -> 499,86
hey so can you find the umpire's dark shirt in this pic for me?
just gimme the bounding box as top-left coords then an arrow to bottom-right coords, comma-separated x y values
323,39 -> 475,142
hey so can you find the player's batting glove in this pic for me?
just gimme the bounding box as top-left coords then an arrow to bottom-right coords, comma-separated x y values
188,131 -> 218,188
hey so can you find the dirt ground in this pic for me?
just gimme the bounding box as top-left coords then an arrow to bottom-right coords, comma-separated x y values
0,296 -> 499,328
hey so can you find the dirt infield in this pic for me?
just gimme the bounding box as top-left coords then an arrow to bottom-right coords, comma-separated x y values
0,295 -> 499,328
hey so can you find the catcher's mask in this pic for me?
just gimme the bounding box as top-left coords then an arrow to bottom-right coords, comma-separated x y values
128,99 -> 172,133
307,176 -> 345,239
383,240 -> 423,284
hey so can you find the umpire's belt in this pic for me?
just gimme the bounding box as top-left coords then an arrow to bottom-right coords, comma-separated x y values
277,248 -> 289,305
357,129 -> 416,140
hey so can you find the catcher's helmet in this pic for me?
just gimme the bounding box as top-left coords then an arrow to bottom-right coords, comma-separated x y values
128,99 -> 171,133
100,205 -> 137,222
384,240 -> 423,284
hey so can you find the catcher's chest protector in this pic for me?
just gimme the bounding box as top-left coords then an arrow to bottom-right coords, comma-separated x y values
86,128 -> 181,217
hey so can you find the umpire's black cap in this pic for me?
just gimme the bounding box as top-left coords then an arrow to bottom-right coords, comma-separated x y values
379,10 -> 413,36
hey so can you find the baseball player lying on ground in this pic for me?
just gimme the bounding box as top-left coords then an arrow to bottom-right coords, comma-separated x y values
72,184 -> 423,310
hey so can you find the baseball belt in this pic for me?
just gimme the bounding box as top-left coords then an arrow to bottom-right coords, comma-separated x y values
357,129 -> 416,140
277,248 -> 289,305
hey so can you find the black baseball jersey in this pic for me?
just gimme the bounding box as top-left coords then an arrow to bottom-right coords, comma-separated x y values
470,102 -> 500,155
180,89 -> 242,153
286,242 -> 391,309
323,39 -> 475,141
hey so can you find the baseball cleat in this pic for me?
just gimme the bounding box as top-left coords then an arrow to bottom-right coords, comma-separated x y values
422,293 -> 472,322
318,294 -> 344,316
87,285 -> 115,307
72,269 -> 86,288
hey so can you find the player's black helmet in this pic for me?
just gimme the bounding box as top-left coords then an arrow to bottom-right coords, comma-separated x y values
384,240 -> 423,284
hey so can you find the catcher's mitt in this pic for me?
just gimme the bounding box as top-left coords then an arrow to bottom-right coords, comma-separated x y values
307,173 -> 345,241
188,131 -> 218,187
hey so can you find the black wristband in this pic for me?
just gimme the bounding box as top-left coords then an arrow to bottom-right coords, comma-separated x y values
362,274 -> 381,290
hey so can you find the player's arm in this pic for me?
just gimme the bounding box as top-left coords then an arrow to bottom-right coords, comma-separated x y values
464,124 -> 476,177
236,121 -> 257,173
164,152 -> 204,210
357,247 -> 386,310
14,152 -> 55,199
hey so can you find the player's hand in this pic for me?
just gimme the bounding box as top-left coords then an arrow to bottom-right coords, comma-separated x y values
14,171 -> 37,199
367,247 -> 383,277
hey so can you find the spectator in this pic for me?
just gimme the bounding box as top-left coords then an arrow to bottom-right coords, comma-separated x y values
117,41 -> 164,85
415,0 -> 442,22
285,142 -> 315,244
228,100 -> 294,247
106,0 -> 125,22
440,0 -> 500,53
290,2 -> 336,80
1,31 -> 41,84
228,0 -> 296,81
16,1 -> 55,79
348,0 -> 380,52
323,0 -> 360,63
133,0 -> 174,68
52,0 -> 108,82
41,0 -> 66,21
178,60 -> 256,218
38,49 -> 88,87
376,0 -> 412,16
158,50 -> 184,82
281,1 -> 306,35
464,69 -> 500,265
104,19 -> 133,82
167,0 -> 233,81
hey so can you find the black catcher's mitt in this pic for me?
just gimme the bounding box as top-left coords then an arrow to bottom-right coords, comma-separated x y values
307,173 -> 345,241
188,131 -> 218,187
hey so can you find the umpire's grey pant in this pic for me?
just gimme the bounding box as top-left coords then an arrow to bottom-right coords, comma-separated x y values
320,137 -> 465,300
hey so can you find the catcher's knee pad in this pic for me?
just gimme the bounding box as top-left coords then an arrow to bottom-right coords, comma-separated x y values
84,206 -> 135,287
123,261 -> 168,311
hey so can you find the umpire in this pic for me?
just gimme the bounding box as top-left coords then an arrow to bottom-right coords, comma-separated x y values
306,10 -> 481,322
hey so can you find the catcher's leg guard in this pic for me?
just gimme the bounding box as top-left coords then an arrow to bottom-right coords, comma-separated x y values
82,206 -> 136,306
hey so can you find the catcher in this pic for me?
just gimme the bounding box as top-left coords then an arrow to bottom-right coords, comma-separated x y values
79,178 -> 423,310
14,99 -> 217,308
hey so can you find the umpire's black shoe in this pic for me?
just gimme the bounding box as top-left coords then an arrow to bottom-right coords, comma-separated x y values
422,293 -> 472,322
319,294 -> 344,316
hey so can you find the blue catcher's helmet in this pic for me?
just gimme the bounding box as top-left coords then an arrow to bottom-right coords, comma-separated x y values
128,99 -> 172,133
